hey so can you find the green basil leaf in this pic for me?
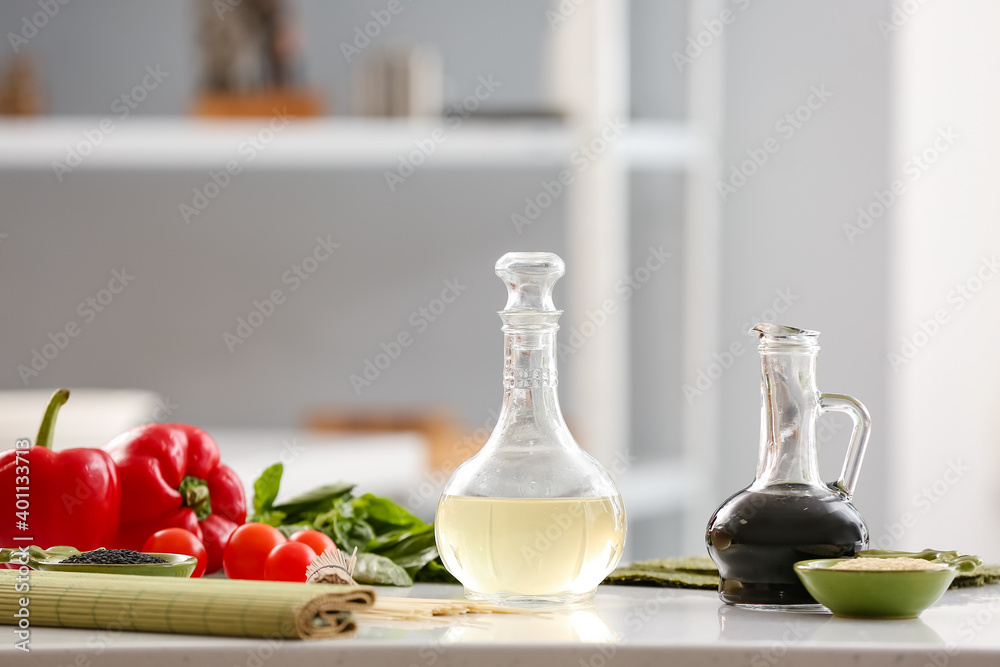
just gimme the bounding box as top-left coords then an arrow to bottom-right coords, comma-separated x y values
343,520 -> 376,552
252,463 -> 284,515
395,545 -> 439,574
365,528 -> 410,551
413,559 -> 459,584
353,552 -> 413,587
313,500 -> 376,553
353,494 -> 425,532
368,524 -> 436,560
338,495 -> 366,522
253,510 -> 287,527
275,523 -> 313,538
272,482 -> 355,517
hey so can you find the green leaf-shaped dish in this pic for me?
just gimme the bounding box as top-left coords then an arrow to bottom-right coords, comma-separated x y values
1,546 -> 197,578
855,548 -> 982,572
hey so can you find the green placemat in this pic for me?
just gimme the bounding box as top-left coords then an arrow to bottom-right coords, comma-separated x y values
603,557 -> 1000,590
953,564 -> 1000,588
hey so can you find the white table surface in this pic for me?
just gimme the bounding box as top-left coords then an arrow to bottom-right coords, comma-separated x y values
8,583 -> 1000,667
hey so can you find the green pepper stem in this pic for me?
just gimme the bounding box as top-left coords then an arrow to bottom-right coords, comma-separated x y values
179,476 -> 213,521
35,389 -> 70,450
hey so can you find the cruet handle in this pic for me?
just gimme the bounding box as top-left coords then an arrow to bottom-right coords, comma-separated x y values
819,393 -> 872,499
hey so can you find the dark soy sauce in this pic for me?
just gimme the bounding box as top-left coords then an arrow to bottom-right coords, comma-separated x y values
706,483 -> 868,606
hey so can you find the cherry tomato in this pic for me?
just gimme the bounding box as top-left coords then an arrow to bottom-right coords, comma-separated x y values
223,522 -> 286,580
288,529 -> 337,555
264,541 -> 317,582
199,513 -> 238,575
142,528 -> 207,578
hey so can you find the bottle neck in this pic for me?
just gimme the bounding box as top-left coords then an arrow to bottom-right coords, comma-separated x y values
752,347 -> 823,489
497,326 -> 569,438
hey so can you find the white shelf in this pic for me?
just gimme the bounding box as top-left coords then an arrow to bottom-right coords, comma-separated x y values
0,117 -> 698,170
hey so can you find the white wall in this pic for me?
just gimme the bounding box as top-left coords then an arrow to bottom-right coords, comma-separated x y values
711,0 -> 893,536
890,1 -> 1000,557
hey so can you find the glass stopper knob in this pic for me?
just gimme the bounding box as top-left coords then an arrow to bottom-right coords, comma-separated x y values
495,252 -> 565,314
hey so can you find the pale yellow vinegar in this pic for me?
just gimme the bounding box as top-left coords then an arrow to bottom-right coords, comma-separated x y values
435,495 -> 627,601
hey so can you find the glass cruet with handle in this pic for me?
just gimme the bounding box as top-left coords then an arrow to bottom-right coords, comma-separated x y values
434,251 -> 627,605
706,323 -> 872,609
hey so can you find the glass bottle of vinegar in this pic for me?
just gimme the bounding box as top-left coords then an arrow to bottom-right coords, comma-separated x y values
435,252 -> 627,604
706,324 -> 872,608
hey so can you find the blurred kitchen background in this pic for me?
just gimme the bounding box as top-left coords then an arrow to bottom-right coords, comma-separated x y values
1,0 -> 998,559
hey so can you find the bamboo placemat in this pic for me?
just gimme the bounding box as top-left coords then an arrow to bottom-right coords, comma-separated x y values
0,570 -> 374,640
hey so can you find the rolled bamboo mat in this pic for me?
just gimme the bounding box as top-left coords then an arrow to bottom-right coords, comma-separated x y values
0,570 -> 374,640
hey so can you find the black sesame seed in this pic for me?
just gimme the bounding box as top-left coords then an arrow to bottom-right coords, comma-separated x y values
61,549 -> 168,565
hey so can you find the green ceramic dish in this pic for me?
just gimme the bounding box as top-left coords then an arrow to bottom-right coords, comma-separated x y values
1,546 -> 197,578
794,558 -> 956,619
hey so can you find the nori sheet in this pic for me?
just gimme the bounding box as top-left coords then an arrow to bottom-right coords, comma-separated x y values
603,556 -> 720,590
603,557 -> 1000,590
952,564 -> 1000,588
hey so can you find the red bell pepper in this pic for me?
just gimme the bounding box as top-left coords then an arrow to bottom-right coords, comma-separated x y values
104,423 -> 245,574
0,389 -> 120,551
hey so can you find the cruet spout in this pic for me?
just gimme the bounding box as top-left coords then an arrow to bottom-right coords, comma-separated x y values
750,323 -> 820,343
